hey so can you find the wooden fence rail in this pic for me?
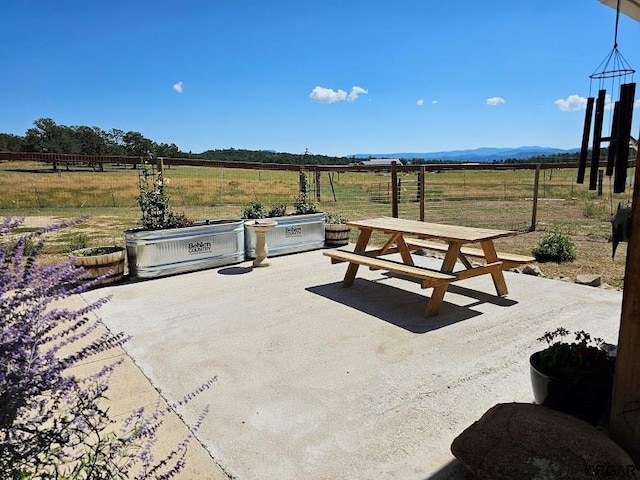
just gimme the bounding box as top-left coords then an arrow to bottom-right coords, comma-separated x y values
1,151 -> 631,231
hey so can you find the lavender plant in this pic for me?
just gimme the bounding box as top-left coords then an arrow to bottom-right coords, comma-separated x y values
0,217 -> 215,479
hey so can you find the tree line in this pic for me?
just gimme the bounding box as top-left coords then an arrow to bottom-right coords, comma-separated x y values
0,118 -> 353,165
0,118 -> 182,158
0,118 -> 581,165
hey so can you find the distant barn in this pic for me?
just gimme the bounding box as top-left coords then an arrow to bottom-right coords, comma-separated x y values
356,158 -> 403,166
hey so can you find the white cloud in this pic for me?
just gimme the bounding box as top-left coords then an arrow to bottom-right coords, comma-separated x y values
416,99 -> 424,106
554,94 -> 587,112
310,86 -> 347,103
347,86 -> 368,102
173,81 -> 183,93
554,94 -> 640,113
432,100 -> 439,105
486,96 -> 505,106
310,85 -> 368,103
604,94 -> 614,111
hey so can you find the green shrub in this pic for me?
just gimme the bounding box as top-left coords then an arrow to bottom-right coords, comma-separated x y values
582,201 -> 605,219
2,238 -> 37,257
241,200 -> 268,219
293,194 -> 320,214
268,203 -> 287,217
324,212 -> 348,224
532,231 -> 577,263
68,232 -> 89,252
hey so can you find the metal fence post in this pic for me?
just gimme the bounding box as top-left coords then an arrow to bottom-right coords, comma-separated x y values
598,169 -> 604,196
391,163 -> 398,218
530,164 -> 541,231
419,166 -> 425,221
315,170 -> 321,201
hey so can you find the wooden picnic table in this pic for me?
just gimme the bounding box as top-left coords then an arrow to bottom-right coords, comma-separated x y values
324,217 -> 534,317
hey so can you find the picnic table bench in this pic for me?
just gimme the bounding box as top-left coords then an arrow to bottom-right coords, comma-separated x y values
323,249 -> 456,289
403,238 -> 535,270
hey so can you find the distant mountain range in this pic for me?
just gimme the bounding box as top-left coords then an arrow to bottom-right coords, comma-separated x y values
352,146 -> 580,163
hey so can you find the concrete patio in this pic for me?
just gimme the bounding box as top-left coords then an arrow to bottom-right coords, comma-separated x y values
79,248 -> 623,479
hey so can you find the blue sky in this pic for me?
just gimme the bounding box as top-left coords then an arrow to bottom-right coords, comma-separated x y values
3,0 -> 640,157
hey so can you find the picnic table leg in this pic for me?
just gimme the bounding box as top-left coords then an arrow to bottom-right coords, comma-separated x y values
425,242 -> 461,316
395,235 -> 415,265
343,228 -> 372,287
481,240 -> 509,296
378,233 -> 415,265
380,233 -> 401,255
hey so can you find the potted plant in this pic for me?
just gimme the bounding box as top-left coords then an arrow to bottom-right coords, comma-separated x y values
530,327 -> 616,425
125,156 -> 245,279
324,213 -> 351,247
66,231 -> 126,287
69,245 -> 126,287
242,172 -> 325,258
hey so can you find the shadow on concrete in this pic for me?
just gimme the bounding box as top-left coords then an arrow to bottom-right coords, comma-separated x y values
306,280 -> 482,333
217,266 -> 254,275
445,284 -> 519,308
379,272 -> 519,309
422,459 -> 474,479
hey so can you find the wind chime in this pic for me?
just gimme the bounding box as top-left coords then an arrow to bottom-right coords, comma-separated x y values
577,0 -> 636,257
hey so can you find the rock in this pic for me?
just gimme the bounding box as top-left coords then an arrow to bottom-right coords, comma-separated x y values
520,264 -> 543,276
575,274 -> 602,287
451,403 -> 635,480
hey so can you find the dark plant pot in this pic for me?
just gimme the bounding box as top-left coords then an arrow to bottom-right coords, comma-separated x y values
529,352 -> 613,425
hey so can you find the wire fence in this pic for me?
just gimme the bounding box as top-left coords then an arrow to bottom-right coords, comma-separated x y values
0,154 -> 635,237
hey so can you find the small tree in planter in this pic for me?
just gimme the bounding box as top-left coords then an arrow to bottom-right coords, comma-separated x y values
126,155 -> 245,279
294,170 -> 320,215
136,159 -> 194,230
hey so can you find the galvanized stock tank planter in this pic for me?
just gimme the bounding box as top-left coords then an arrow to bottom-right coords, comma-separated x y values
244,212 -> 325,258
125,219 -> 245,279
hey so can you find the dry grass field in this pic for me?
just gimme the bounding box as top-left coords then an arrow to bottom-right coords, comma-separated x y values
0,160 -> 632,288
